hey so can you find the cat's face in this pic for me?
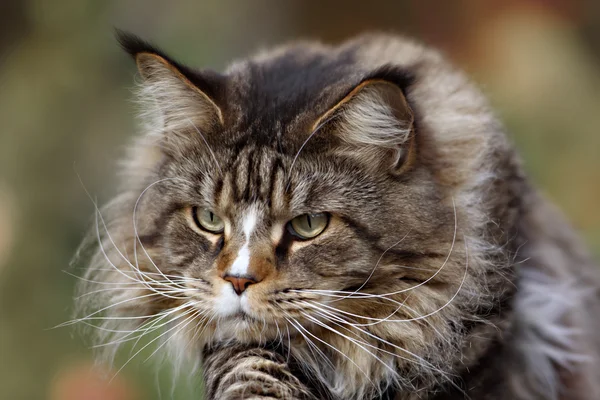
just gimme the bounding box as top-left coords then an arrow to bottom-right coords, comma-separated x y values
151,133 -> 454,344
79,33 -> 515,397
122,40 -> 463,349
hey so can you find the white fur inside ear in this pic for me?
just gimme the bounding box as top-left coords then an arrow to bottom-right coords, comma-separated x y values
134,54 -> 221,147
337,84 -> 412,149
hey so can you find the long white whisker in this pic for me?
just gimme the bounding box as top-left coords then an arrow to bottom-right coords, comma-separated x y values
285,315 -> 336,372
86,268 -> 205,282
132,177 -> 192,290
299,312 -> 397,377
303,238 -> 468,326
93,209 -> 183,297
143,308 -> 204,363
93,304 -> 194,348
285,114 -> 337,192
285,317 -> 377,389
75,285 -> 189,300
301,306 -> 450,380
295,197 -> 458,300
58,291 -> 187,328
331,229 -> 412,303
110,309 -> 199,382
187,118 -> 222,173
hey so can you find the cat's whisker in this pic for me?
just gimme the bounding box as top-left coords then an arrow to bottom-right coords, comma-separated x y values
285,315 -> 335,372
187,118 -> 222,173
285,324 -> 292,365
302,307 -> 432,380
93,209 -> 185,296
74,284 -> 190,300
296,311 -> 397,390
63,269 -> 158,287
290,289 -> 406,306
299,328 -> 337,375
293,289 -> 443,338
274,319 -> 282,349
303,239 -> 468,327
57,291 -> 189,329
93,209 -> 152,288
302,309 -> 463,396
361,238 -> 469,326
91,300 -> 193,332
142,308 -> 205,363
294,198 -> 459,303
78,309 -> 184,336
290,289 -> 422,330
291,288 -> 454,346
110,308 -> 200,382
285,114 -> 337,193
292,288 -> 437,328
93,307 -> 194,349
189,311 -> 209,345
193,310 -> 217,345
338,310 -> 463,394
299,299 -> 408,324
85,268 -> 204,283
330,229 -> 412,303
123,311 -> 198,359
131,177 -> 192,290
87,307 -> 196,358
285,316 -> 369,388
260,316 -> 268,347
85,194 -> 188,300
300,305 -> 453,382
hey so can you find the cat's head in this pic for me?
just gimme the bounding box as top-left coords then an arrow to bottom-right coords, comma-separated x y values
76,32 -> 520,397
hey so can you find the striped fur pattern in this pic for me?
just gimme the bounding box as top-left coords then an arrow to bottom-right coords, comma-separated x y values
202,344 -> 319,400
71,32 -> 600,399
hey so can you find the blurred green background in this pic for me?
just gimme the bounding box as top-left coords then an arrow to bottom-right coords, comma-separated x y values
1,1 -> 599,399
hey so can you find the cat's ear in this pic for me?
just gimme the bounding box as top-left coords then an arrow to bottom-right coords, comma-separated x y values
315,79 -> 415,174
116,31 -> 223,136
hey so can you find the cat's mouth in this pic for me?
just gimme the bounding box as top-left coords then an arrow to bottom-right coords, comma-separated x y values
227,310 -> 258,322
211,308 -> 283,344
214,299 -> 262,324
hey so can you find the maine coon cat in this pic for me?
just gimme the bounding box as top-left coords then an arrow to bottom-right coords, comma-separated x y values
72,31 -> 600,399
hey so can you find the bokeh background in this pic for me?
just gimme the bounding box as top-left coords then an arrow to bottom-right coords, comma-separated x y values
1,1 -> 599,399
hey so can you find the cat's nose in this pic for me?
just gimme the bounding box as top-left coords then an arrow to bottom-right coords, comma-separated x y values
222,274 -> 260,295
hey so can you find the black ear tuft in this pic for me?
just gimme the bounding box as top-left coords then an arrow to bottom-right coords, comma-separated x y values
114,29 -> 174,64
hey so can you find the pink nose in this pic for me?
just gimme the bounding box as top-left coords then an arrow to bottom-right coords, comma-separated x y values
222,274 -> 259,295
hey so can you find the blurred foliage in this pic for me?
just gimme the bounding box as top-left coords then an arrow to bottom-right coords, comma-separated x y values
0,1 -> 598,399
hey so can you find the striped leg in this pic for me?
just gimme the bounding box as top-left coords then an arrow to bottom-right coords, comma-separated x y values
203,344 -> 318,400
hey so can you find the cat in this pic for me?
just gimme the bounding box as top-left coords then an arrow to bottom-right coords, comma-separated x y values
72,31 -> 600,400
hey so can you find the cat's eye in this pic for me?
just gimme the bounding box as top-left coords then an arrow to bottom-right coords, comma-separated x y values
190,207 -> 224,234
288,213 -> 329,239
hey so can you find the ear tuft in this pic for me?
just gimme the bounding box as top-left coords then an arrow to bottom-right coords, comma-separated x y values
115,29 -> 164,60
116,30 -> 224,150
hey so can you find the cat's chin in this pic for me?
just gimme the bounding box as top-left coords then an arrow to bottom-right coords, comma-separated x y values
211,313 -> 281,344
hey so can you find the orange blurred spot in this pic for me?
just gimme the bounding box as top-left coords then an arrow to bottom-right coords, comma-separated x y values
50,362 -> 138,400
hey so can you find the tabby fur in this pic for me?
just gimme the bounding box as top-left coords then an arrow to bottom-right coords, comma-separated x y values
73,32 -> 600,399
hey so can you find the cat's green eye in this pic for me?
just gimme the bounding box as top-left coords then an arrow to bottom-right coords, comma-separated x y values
289,213 -> 329,239
191,207 -> 225,234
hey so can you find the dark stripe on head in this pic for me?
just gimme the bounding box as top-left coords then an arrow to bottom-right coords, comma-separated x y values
243,152 -> 254,202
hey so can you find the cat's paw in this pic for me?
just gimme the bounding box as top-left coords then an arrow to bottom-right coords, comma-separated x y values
203,346 -> 315,400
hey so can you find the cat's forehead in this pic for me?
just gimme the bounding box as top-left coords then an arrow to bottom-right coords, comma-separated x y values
215,146 -> 290,217
215,38 -> 415,151
221,43 -> 367,140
